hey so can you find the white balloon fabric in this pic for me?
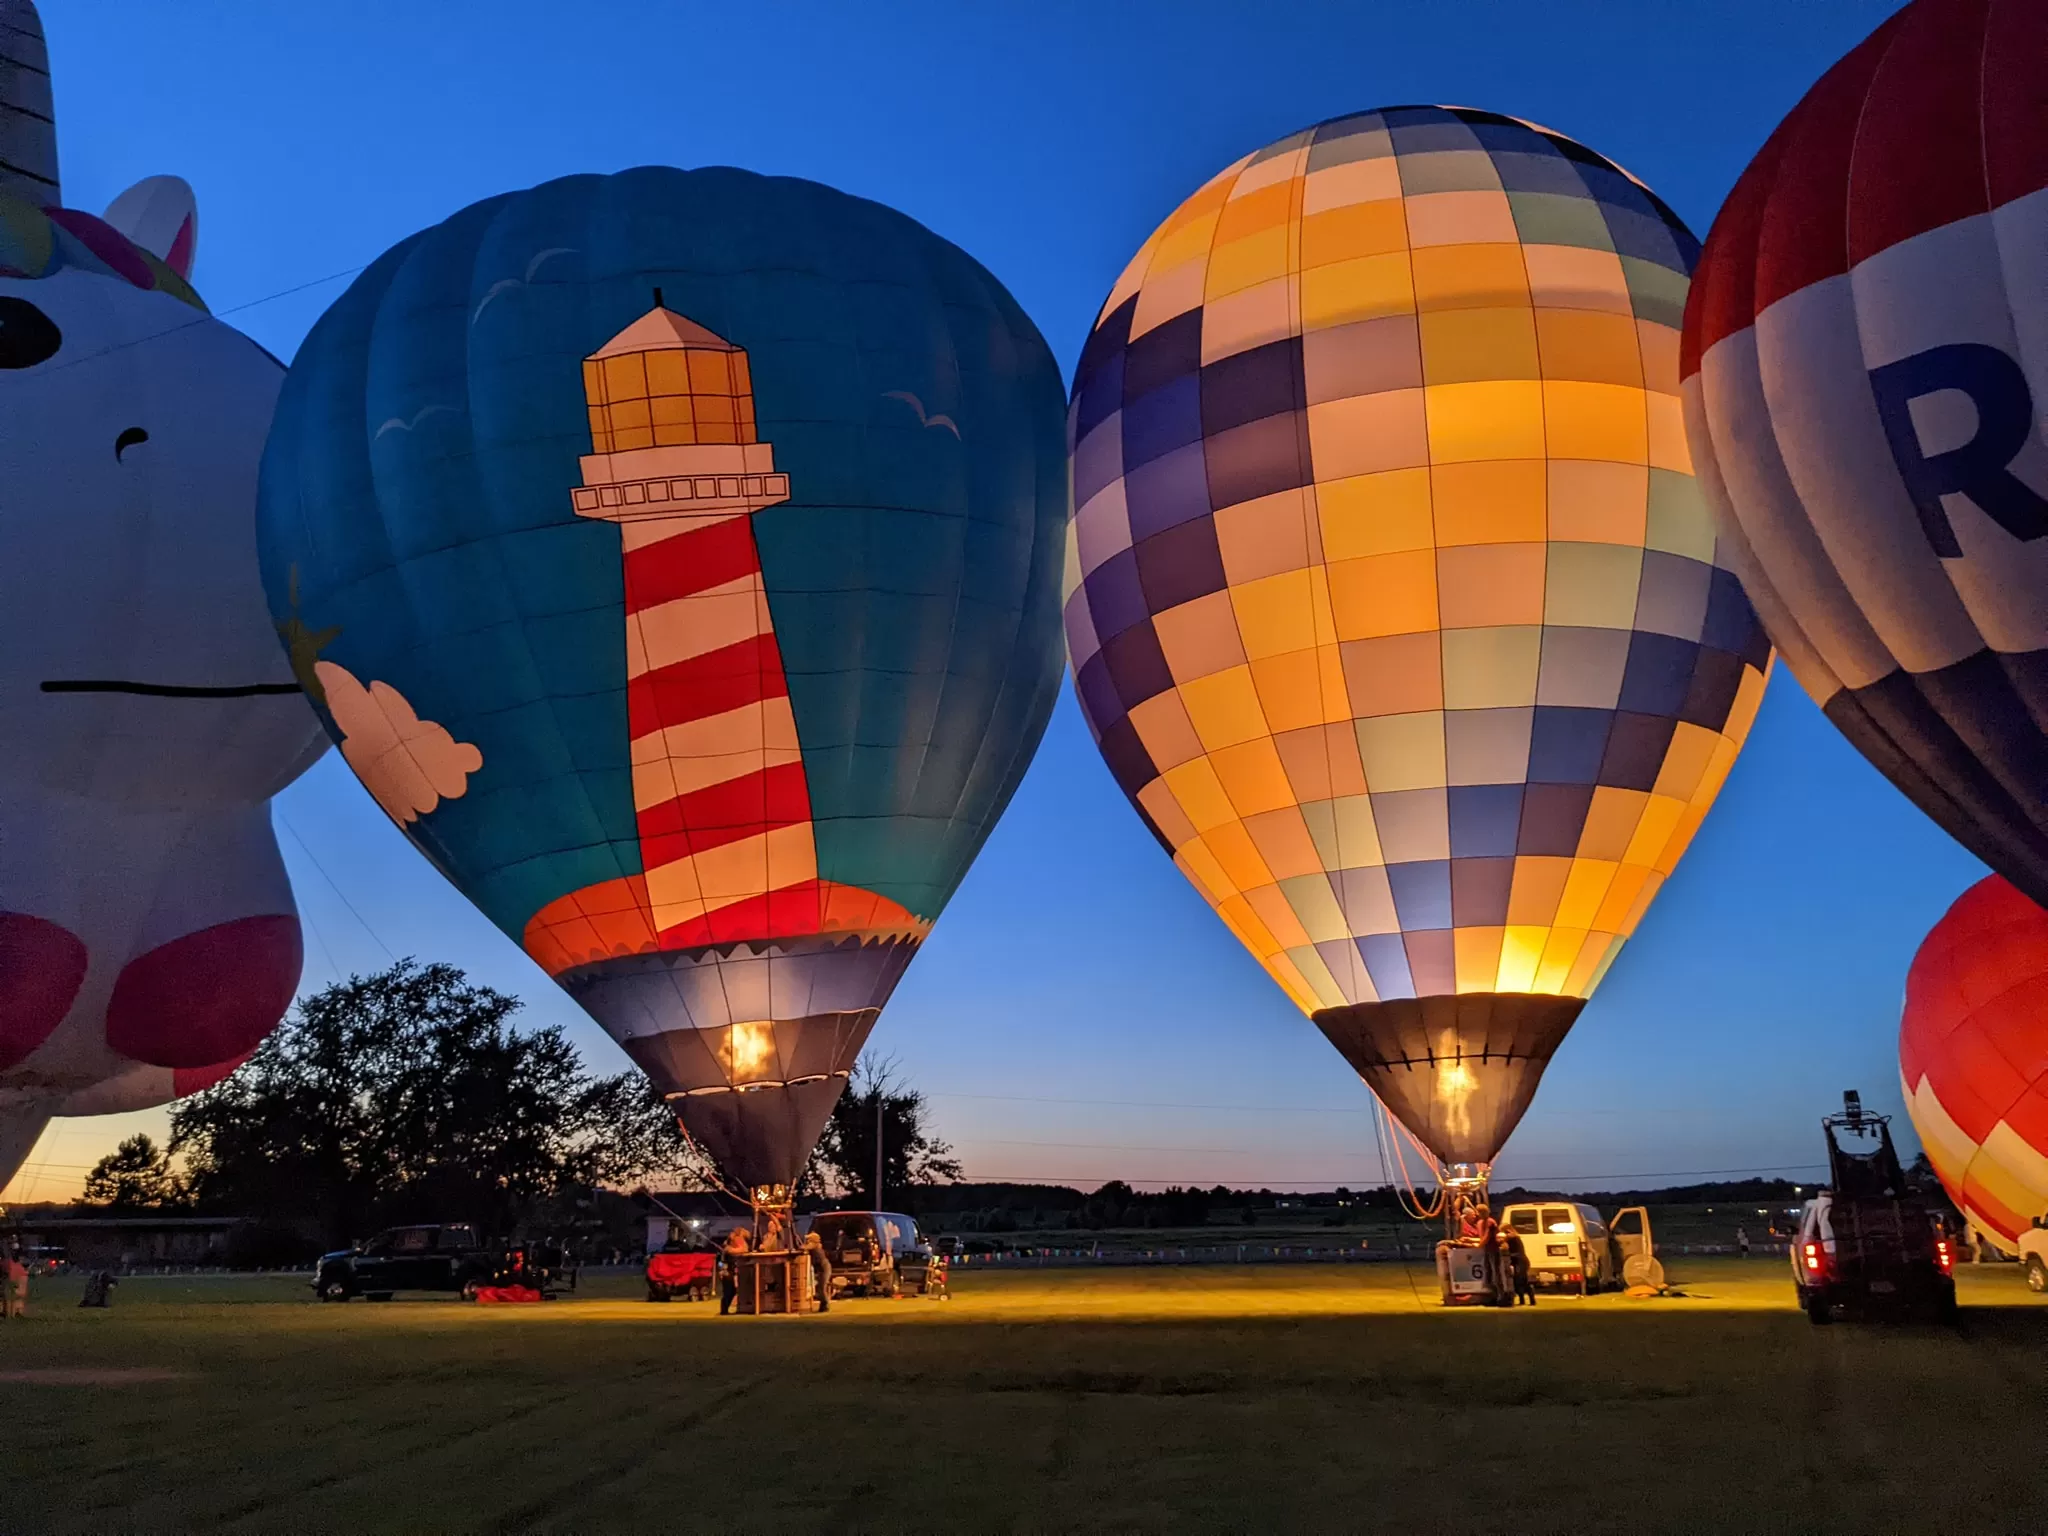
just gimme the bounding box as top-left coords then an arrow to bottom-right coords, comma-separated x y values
0,186 -> 326,1191
103,175 -> 198,280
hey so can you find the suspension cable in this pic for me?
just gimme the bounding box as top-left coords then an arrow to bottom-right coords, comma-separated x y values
1369,1093 -> 1445,1221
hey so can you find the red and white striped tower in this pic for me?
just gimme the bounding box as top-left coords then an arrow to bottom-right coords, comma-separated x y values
569,298 -> 810,948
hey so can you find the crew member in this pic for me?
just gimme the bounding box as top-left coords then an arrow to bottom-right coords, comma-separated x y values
1462,1202 -> 1500,1296
2,1246 -> 27,1320
719,1226 -> 751,1315
1503,1226 -> 1534,1305
804,1230 -> 832,1314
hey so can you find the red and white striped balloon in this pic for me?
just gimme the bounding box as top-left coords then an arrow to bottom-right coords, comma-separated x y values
1901,875 -> 2048,1251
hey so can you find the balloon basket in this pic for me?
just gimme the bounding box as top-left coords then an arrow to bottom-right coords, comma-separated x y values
1435,1241 -> 1509,1307
727,1251 -> 822,1315
1434,1164 -> 1511,1307
720,1184 -> 823,1316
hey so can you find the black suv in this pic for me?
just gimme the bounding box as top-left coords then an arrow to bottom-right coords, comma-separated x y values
807,1211 -> 947,1298
315,1224 -> 494,1302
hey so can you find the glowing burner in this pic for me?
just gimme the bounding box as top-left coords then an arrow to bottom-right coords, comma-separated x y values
719,1019 -> 778,1085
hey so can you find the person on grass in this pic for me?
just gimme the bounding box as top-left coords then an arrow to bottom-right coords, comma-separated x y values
804,1231 -> 832,1313
3,1247 -> 27,1319
1503,1228 -> 1535,1306
719,1226 -> 751,1315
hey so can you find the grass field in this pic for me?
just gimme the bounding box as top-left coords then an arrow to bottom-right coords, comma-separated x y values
1,1258 -> 2044,1533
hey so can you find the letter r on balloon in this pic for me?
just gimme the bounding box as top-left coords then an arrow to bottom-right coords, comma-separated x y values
1869,342 -> 2048,558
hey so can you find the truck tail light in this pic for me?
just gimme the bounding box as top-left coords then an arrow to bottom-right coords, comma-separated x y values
1935,1238 -> 1953,1275
1801,1241 -> 1825,1274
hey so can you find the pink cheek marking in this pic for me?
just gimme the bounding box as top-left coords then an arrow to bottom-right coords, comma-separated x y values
0,913 -> 90,1071
106,915 -> 302,1070
173,1051 -> 255,1097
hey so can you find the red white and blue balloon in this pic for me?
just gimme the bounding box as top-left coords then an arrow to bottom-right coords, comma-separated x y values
1682,0 -> 2048,905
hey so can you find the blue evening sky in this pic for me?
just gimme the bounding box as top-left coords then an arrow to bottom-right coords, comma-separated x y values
15,0 -> 1956,1202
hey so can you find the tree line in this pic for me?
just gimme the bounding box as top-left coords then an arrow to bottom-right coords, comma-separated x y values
80,959 -> 959,1246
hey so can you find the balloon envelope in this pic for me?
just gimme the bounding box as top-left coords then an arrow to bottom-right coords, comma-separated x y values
1681,0 -> 2048,908
257,168 -> 1068,1189
0,188 -> 324,1190
1065,107 -> 1771,1166
1901,874 -> 2048,1251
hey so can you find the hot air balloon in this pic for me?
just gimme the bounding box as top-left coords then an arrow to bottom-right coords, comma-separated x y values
1681,0 -> 2048,910
0,0 -> 327,1193
1901,874 -> 2048,1255
1065,106 -> 1771,1210
256,168 -> 1067,1227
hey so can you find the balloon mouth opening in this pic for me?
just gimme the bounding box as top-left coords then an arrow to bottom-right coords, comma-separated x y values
667,1069 -> 849,1097
1313,993 -> 1586,1167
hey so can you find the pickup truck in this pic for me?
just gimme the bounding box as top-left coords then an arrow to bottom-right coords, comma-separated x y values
314,1224 -> 494,1302
1792,1093 -> 1956,1324
2022,1219 -> 2048,1293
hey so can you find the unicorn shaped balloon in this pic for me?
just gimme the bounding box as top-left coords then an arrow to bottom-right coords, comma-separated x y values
0,0 -> 326,1192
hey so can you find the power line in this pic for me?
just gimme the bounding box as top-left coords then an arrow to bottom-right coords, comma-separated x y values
33,263 -> 368,379
931,1090 -> 1375,1117
277,813 -> 397,963
948,1163 -> 1831,1189
1490,1163 -> 1829,1184
930,1088 -> 1653,1120
969,1136 -> 1354,1156
214,264 -> 368,319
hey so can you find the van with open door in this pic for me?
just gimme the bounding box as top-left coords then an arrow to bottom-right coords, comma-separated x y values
1609,1205 -> 1656,1284
1498,1202 -> 1623,1292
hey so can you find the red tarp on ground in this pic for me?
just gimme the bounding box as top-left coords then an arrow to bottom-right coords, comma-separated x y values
473,1285 -> 544,1305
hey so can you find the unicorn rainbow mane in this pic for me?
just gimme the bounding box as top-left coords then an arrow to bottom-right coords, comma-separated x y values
0,192 -> 206,311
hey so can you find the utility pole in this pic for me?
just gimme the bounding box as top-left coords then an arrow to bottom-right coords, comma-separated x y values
874,1090 -> 885,1209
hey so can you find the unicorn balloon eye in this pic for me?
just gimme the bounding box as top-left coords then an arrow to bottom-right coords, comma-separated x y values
0,0 -> 326,1193
0,295 -> 59,367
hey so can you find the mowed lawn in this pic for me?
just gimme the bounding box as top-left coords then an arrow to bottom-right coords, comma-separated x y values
1,1259 -> 2045,1533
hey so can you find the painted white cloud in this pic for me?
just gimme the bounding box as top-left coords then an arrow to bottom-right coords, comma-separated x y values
314,661 -> 482,825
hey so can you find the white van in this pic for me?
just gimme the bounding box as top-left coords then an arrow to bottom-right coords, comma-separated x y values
1499,1202 -> 1618,1291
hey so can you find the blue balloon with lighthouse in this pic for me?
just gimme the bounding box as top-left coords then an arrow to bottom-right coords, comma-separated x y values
256,166 -> 1069,1197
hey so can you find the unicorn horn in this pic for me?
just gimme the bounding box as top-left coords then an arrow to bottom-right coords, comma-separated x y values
0,0 -> 57,206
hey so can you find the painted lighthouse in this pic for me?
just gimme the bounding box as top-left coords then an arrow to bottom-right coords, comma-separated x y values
524,297 -> 927,1193
562,296 -> 808,945
523,296 -> 926,980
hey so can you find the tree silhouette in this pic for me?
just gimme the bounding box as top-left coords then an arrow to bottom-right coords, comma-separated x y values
810,1054 -> 961,1208
171,959 -> 697,1245
82,1135 -> 183,1211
